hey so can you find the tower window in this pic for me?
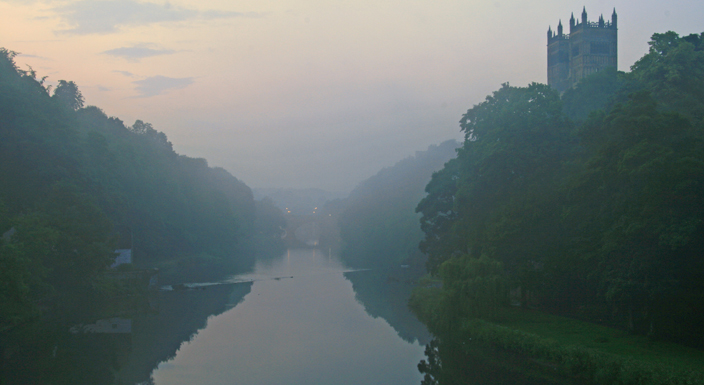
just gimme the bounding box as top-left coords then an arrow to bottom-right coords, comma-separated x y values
590,42 -> 610,55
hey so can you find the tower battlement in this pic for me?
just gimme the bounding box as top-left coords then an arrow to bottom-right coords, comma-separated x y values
548,7 -> 617,93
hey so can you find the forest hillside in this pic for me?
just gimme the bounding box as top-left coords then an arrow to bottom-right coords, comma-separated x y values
412,31 -> 704,347
0,48 -> 259,330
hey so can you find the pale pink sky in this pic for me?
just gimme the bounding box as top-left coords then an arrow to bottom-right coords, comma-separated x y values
1,0 -> 702,192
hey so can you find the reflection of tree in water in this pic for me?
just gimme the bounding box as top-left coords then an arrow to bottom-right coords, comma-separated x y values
1,283 -> 252,385
1,323 -> 131,385
0,288 -> 150,384
116,283 -> 252,384
344,269 -> 431,345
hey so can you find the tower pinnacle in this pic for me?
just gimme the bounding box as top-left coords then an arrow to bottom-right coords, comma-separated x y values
548,7 -> 618,93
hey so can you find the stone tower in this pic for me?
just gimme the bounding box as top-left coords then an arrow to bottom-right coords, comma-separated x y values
547,7 -> 617,93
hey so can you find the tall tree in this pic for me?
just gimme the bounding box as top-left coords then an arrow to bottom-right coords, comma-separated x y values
418,83 -> 574,294
630,32 -> 704,122
568,90 -> 704,336
52,80 -> 84,111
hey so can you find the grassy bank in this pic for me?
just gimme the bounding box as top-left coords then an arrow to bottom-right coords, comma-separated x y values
411,286 -> 704,385
460,314 -> 704,385
498,308 -> 704,375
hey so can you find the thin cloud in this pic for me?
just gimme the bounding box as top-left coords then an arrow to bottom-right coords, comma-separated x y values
132,75 -> 193,98
54,1 -> 193,34
113,70 -> 136,77
52,0 -> 264,35
17,53 -> 52,60
103,45 -> 175,61
200,10 -> 264,20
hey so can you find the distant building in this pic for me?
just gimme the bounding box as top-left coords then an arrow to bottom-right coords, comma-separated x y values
548,7 -> 618,93
111,249 -> 132,268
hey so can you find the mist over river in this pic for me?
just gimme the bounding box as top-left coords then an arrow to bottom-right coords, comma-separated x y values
148,248 -> 427,384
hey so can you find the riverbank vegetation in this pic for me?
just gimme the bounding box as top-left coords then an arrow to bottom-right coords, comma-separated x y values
0,48 -> 276,331
333,141 -> 459,345
337,140 -> 459,270
409,30 -> 704,384
412,287 -> 704,385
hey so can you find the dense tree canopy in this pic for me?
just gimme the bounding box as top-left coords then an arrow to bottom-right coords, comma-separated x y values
413,31 -> 704,345
0,48 -> 258,329
337,140 -> 459,269
418,83 -> 574,283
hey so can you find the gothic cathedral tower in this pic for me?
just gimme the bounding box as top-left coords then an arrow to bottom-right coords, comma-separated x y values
548,7 -> 617,93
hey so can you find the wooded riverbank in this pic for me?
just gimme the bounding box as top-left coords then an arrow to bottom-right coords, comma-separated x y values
411,285 -> 704,385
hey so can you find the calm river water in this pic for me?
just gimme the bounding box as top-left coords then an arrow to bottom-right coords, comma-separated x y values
1,248 -> 556,384
149,248 -> 427,385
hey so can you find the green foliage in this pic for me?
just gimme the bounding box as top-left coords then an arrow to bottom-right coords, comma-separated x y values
412,291 -> 704,385
70,107 -> 256,271
414,30 -> 704,352
338,140 -> 459,269
0,48 -> 258,324
409,280 -> 451,334
567,90 -> 704,337
562,67 -> 626,123
455,318 -> 704,385
409,255 -> 508,333
0,183 -> 114,329
416,157 -> 461,275
52,80 -> 84,111
419,83 -> 573,286
255,197 -> 286,238
0,233 -> 37,329
630,32 -> 704,122
440,255 -> 508,321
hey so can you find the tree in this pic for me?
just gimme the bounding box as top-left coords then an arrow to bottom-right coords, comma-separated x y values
131,120 -> 173,149
412,30 -> 704,350
130,119 -> 153,134
440,254 -> 508,320
0,201 -> 38,329
561,67 -> 626,123
338,140 -> 459,269
53,80 -> 84,110
416,156 -> 462,274
418,83 -> 574,294
255,197 -> 286,238
630,31 -> 704,122
568,91 -> 704,336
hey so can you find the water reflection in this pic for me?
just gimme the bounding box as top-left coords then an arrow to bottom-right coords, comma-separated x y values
116,282 -> 252,384
150,248 -> 425,385
344,269 -> 432,346
1,249 -> 429,384
0,282 -> 251,385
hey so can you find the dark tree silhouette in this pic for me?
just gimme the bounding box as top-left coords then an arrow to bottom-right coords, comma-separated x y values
53,79 -> 84,110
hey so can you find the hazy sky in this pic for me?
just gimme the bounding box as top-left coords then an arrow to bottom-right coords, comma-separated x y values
1,0 -> 702,192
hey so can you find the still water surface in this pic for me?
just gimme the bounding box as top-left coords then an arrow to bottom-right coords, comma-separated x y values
150,248 -> 426,385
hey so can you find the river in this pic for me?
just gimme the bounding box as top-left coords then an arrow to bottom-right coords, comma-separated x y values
1,247 -> 564,384
145,248 -> 427,384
